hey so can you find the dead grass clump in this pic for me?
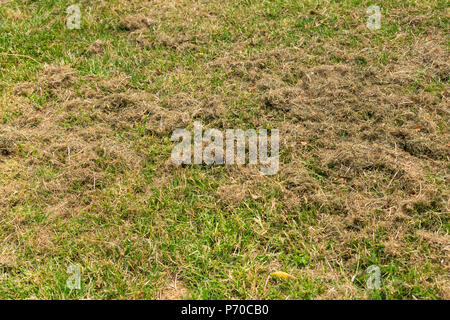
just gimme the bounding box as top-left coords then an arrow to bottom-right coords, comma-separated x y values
281,160 -> 320,199
262,87 -> 302,111
136,33 -> 200,52
257,47 -> 307,64
217,184 -> 249,205
87,89 -> 190,133
255,74 -> 285,91
119,15 -> 155,31
87,40 -> 106,55
164,93 -> 200,111
0,249 -> 17,269
319,142 -> 427,194
50,136 -> 143,189
191,95 -> 226,124
135,34 -> 153,49
93,75 -> 130,94
156,33 -> 195,51
390,129 -> 449,160
416,230 -> 450,250
309,64 -> 351,79
0,131 -> 20,157
209,56 -> 269,80
41,64 -> 76,89
13,82 -> 34,97
32,227 -> 55,252
144,107 -> 190,135
96,93 -> 137,112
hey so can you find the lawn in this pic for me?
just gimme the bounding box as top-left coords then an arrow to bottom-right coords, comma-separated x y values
0,0 -> 448,299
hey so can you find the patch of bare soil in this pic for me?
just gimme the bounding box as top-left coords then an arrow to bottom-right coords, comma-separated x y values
0,131 -> 21,157
158,277 -> 188,300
